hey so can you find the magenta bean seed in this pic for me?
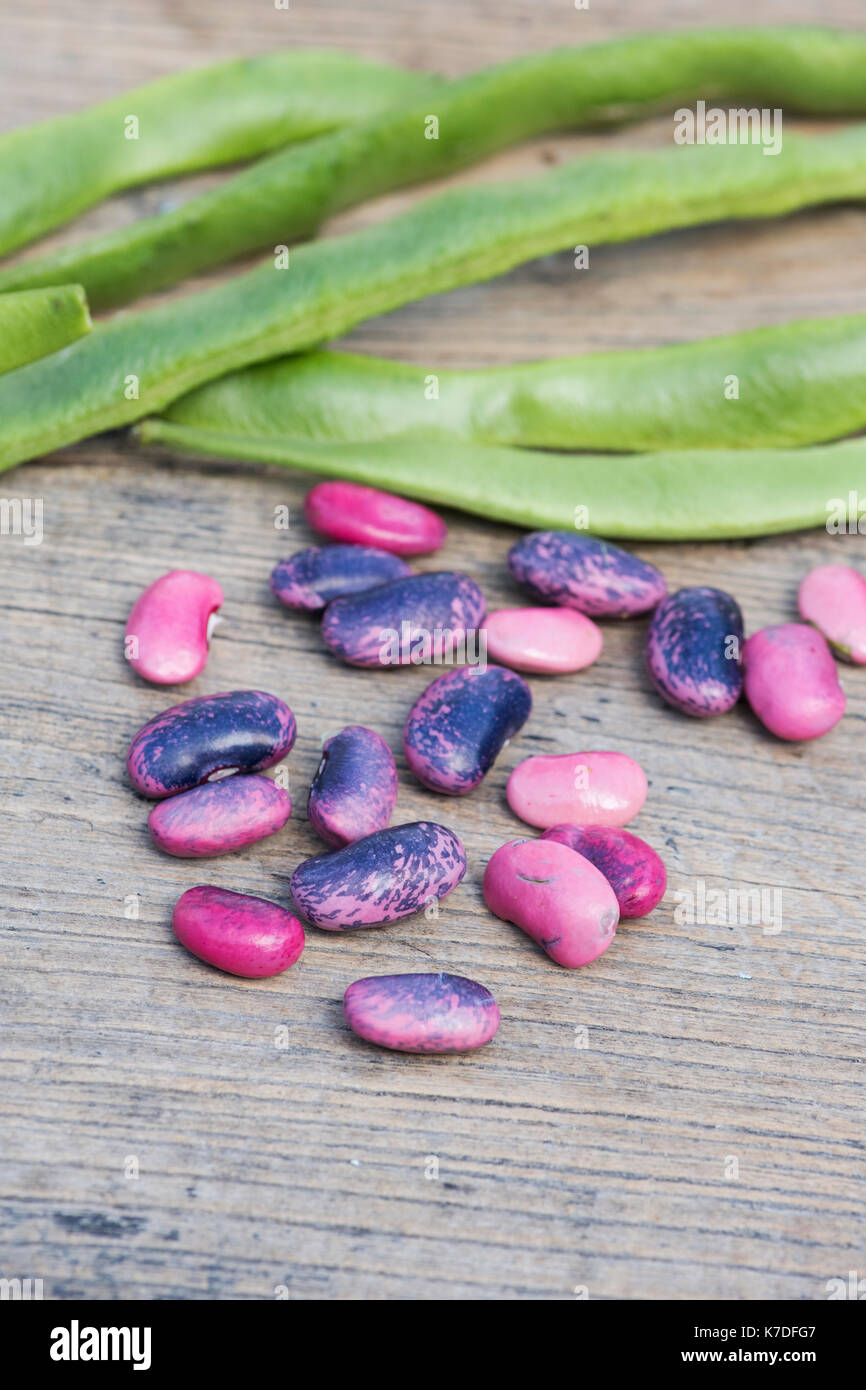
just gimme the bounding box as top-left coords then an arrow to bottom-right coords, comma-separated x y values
308,725 -> 398,847
798,563 -> 866,664
321,570 -> 485,667
743,623 -> 845,741
508,531 -> 666,618
127,689 -> 296,798
403,664 -> 531,795
270,544 -> 411,612
482,606 -> 602,674
483,837 -> 619,968
507,750 -> 647,829
646,586 -> 744,716
343,972 -> 500,1054
304,480 -> 447,555
125,569 -> 223,685
148,774 -> 291,857
290,821 -> 466,930
541,823 -> 666,918
172,884 -> 304,978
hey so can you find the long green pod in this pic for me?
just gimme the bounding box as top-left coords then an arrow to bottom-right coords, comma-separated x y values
0,286 -> 90,374
5,26 -> 866,309
136,421 -> 866,541
3,127 -> 866,472
163,311 -> 866,452
0,51 -> 425,257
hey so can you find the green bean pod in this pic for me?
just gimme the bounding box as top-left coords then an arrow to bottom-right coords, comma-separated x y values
2,126 -> 866,472
4,26 -> 866,309
136,422 -> 866,541
162,311 -> 866,453
0,51 -> 424,257
0,286 -> 90,374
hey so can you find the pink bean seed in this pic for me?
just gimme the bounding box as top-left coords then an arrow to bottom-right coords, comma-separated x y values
172,885 -> 304,978
742,623 -> 845,741
125,569 -> 223,685
506,751 -> 647,829
798,564 -> 866,664
304,481 -> 447,555
482,607 -> 602,674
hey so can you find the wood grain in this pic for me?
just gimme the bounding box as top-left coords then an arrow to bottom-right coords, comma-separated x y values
0,0 -> 865,1301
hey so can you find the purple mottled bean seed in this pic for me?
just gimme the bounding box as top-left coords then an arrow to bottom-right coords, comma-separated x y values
541,824 -> 666,918
344,972 -> 500,1054
270,544 -> 411,612
404,664 -> 531,795
743,623 -> 845,741
508,531 -> 666,618
291,820 -> 466,930
646,586 -> 744,717
149,774 -> 291,857
127,689 -> 296,798
172,884 -> 304,978
321,571 -> 485,667
308,725 -> 398,847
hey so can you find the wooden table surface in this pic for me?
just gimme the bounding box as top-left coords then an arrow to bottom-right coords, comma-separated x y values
1,0 -> 865,1301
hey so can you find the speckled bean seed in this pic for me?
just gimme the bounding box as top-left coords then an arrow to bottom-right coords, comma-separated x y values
798,563 -> 866,664
508,531 -> 666,618
308,725 -> 398,847
343,972 -> 500,1054
148,774 -> 291,857
127,690 -> 296,798
291,821 -> 466,930
305,481 -> 447,554
270,544 -> 411,612
482,606 -> 602,674
541,823 -> 666,918
321,571 -> 485,668
483,837 -> 619,968
743,623 -> 845,741
506,750 -> 647,829
172,884 -> 305,978
403,664 -> 531,795
646,586 -> 744,716
125,569 -> 223,685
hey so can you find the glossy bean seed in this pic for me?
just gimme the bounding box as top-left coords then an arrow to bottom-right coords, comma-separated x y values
291,821 -> 466,930
743,623 -> 845,740
321,571 -> 485,668
127,690 -> 296,798
125,569 -> 223,685
149,774 -> 291,857
483,837 -> 619,968
403,665 -> 531,795
172,884 -> 304,978
305,481 -> 447,555
270,544 -> 411,612
541,823 -> 666,918
798,563 -> 866,664
508,531 -> 666,617
482,606 -> 602,674
308,726 -> 398,847
507,750 -> 647,829
344,972 -> 500,1054
646,586 -> 743,716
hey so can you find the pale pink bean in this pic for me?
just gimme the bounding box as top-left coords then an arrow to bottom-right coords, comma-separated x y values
743,623 -> 845,741
172,885 -> 305,978
506,750 -> 647,829
482,607 -> 602,674
483,837 -> 619,968
125,570 -> 223,685
304,481 -> 447,555
798,564 -> 866,664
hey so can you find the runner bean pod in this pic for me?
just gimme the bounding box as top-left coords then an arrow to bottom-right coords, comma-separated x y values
742,624 -> 846,741
148,775 -> 291,857
127,690 -> 296,798
172,885 -> 305,978
798,564 -> 866,664
321,572 -> 485,668
508,532 -> 666,618
541,824 -> 666,918
125,569 -> 223,685
507,751 -> 648,829
290,821 -> 466,930
308,726 -> 398,847
403,665 -> 531,795
646,586 -> 744,716
270,545 -> 410,612
0,286 -> 91,375
343,972 -> 500,1054
304,482 -> 446,555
